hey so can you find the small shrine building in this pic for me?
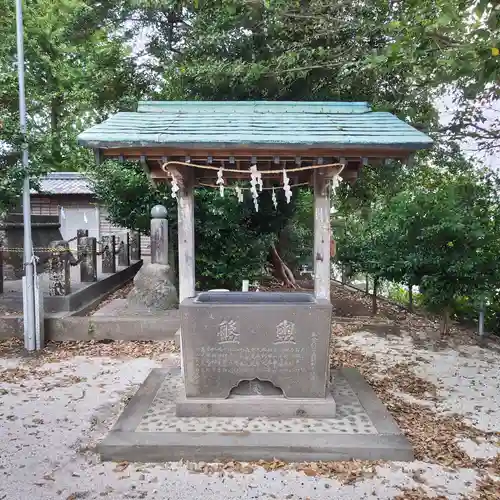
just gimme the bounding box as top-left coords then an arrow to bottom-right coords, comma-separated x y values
78,101 -> 432,301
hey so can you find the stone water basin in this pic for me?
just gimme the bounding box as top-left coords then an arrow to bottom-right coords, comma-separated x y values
180,291 -> 332,399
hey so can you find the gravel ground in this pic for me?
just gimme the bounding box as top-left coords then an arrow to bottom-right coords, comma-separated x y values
0,323 -> 499,499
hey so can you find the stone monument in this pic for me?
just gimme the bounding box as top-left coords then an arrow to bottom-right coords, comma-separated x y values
127,205 -> 178,310
0,214 -> 67,279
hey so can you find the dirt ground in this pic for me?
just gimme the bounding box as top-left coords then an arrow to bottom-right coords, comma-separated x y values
0,284 -> 499,500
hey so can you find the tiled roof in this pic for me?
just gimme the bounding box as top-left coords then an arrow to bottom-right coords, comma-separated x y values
33,172 -> 93,195
77,101 -> 433,151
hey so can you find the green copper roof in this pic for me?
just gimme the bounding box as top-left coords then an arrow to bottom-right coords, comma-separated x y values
77,101 -> 432,150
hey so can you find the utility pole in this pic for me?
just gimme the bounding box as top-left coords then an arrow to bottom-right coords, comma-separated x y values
16,0 -> 36,351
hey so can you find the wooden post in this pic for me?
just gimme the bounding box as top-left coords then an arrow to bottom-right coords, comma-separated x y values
178,168 -> 195,302
48,240 -> 70,296
118,232 -> 130,267
80,237 -> 97,282
150,206 -> 169,265
130,231 -> 141,261
313,169 -> 332,301
101,235 -> 116,273
77,229 -> 88,259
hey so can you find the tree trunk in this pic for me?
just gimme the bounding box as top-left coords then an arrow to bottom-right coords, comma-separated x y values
372,277 -> 379,315
440,307 -> 451,336
51,97 -> 62,166
408,282 -> 414,312
269,243 -> 296,288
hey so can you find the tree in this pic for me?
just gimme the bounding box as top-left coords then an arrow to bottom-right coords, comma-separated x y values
386,167 -> 500,334
150,0 -> 438,130
372,0 -> 500,153
336,149 -> 500,334
105,0 -> 442,284
87,161 -> 301,290
0,0 -> 149,214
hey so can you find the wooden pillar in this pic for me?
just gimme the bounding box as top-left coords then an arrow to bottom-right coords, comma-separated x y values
101,235 -> 116,273
313,169 -> 332,301
178,169 -> 195,302
80,237 -> 97,282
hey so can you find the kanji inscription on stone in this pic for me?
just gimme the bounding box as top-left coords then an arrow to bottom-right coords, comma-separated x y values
274,320 -> 296,344
217,320 -> 240,344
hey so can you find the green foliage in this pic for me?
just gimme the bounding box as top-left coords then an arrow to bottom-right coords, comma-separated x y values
87,162 -> 290,290
86,162 -> 173,235
336,150 -> 500,331
387,284 -> 424,310
376,0 -> 499,153
452,293 -> 500,334
0,0 -> 148,213
194,189 -> 275,290
150,0 -> 438,130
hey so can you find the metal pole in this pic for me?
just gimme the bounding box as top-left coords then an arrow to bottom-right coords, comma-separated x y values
16,0 -> 36,351
479,301 -> 485,337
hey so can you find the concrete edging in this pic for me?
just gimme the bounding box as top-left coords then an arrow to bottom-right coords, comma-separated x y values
0,260 -> 182,341
97,367 -> 414,463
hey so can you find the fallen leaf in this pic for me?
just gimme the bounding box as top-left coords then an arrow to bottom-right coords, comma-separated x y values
113,461 -> 129,473
302,468 -> 318,477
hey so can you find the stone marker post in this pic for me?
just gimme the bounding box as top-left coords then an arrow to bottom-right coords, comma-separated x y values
48,240 -> 71,296
150,205 -> 169,265
80,237 -> 97,282
77,229 -> 89,259
101,235 -> 116,274
118,232 -> 130,267
130,231 -> 141,261
127,204 -> 178,312
0,246 -> 3,294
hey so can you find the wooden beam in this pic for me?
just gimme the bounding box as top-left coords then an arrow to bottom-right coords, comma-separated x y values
101,146 -> 416,160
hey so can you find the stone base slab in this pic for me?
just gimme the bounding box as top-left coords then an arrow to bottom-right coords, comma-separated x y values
98,366 -> 413,463
176,392 -> 337,418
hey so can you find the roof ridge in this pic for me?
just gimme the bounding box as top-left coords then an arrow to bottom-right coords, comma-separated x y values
137,101 -> 372,114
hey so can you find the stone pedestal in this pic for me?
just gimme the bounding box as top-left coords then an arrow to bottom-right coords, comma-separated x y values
98,367 -> 413,463
127,263 -> 178,310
